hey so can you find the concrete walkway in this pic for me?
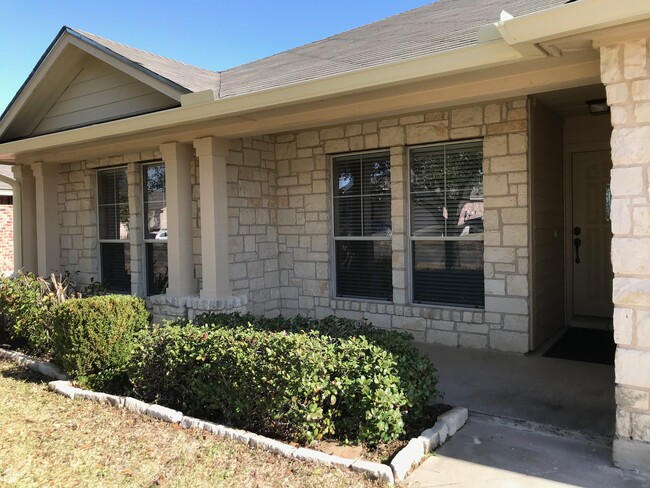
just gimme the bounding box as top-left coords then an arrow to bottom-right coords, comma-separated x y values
416,343 -> 615,439
406,416 -> 650,487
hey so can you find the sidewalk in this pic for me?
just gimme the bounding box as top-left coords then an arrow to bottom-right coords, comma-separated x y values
405,416 -> 650,488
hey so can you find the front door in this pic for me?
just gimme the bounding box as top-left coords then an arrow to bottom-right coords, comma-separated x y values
571,150 -> 613,319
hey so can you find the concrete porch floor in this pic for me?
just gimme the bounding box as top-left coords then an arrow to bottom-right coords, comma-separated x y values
405,416 -> 650,487
415,343 -> 616,440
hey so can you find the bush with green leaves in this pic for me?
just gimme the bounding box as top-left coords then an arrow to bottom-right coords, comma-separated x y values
51,295 -> 150,391
0,271 -> 76,355
181,313 -> 437,419
130,314 -> 438,446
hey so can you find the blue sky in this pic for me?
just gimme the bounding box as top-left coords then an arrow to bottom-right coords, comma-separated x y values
0,0 -> 432,114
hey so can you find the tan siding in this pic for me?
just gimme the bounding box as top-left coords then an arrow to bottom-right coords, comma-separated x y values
32,56 -> 176,136
530,98 -> 565,349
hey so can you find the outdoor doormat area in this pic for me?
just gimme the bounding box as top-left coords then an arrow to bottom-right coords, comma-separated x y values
543,327 -> 615,365
0,347 -> 469,484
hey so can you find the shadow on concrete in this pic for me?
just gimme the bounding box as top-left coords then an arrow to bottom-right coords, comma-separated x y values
415,343 -> 615,440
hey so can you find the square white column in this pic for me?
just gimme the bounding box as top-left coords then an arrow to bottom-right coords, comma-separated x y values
32,162 -> 59,276
193,137 -> 231,299
161,142 -> 197,297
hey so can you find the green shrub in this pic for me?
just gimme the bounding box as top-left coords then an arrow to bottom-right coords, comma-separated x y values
51,295 -> 150,391
181,313 -> 438,419
0,271 -> 76,355
130,314 -> 438,446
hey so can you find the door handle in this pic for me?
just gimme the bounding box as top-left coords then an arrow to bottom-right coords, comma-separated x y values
574,237 -> 581,264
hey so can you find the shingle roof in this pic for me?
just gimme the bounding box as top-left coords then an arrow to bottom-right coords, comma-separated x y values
70,29 -> 222,93
79,0 -> 569,97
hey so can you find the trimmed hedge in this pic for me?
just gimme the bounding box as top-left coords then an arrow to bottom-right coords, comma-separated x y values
130,314 -> 438,446
51,295 -> 150,391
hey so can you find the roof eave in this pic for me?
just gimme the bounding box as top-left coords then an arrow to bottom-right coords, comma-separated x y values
0,38 -> 527,160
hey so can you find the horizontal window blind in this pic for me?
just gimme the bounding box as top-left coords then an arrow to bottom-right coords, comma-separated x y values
97,167 -> 131,293
410,141 -> 485,308
333,151 -> 393,300
100,242 -> 131,293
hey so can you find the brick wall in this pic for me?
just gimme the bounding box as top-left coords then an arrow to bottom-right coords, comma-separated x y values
0,204 -> 13,274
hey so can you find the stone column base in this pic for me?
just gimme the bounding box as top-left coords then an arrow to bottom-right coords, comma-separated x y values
148,294 -> 248,324
613,439 -> 650,474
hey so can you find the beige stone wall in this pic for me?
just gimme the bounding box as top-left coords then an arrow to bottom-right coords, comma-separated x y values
274,99 -> 530,352
225,137 -> 280,316
601,37 -> 650,470
54,101 -> 532,353
58,151 -> 161,292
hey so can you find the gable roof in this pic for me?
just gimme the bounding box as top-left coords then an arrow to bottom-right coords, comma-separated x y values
4,0 -> 568,115
3,0 -> 647,153
66,1 -> 569,100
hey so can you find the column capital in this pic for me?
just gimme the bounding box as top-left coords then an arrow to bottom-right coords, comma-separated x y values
160,142 -> 194,163
193,136 -> 229,159
30,161 -> 57,178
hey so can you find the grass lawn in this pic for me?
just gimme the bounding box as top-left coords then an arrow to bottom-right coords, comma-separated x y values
0,361 -> 380,487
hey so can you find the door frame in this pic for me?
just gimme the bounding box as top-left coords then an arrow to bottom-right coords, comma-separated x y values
563,141 -> 612,326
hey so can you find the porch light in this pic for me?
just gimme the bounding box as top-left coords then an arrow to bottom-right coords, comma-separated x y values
587,99 -> 610,115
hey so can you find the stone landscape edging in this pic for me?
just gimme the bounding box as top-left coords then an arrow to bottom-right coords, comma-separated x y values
0,346 -> 469,484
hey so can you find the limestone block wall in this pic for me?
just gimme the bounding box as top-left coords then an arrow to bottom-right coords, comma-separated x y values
58,150 -> 162,292
0,204 -> 13,274
225,136 -> 280,316
601,37 -> 650,471
274,99 -> 531,352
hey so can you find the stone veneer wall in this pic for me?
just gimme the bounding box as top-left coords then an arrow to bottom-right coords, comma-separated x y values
55,101 -> 531,353
58,150 -> 162,292
58,138 -> 280,316
225,137 -> 280,316
601,38 -> 650,471
0,204 -> 13,274
274,99 -> 531,352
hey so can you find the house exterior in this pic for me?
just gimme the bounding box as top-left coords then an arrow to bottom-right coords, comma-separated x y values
0,0 -> 649,472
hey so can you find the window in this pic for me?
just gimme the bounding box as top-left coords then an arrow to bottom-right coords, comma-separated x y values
333,151 -> 392,300
97,167 -> 131,292
409,140 -> 484,308
142,162 -> 168,295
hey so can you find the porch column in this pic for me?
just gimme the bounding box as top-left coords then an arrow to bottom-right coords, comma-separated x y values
160,142 -> 197,297
193,137 -> 231,299
12,165 -> 37,273
32,162 -> 59,276
601,38 -> 650,472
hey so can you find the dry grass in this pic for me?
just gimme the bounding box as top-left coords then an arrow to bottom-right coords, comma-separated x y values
0,361 -> 381,488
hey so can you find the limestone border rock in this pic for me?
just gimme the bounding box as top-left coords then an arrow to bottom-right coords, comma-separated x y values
390,407 -> 469,481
